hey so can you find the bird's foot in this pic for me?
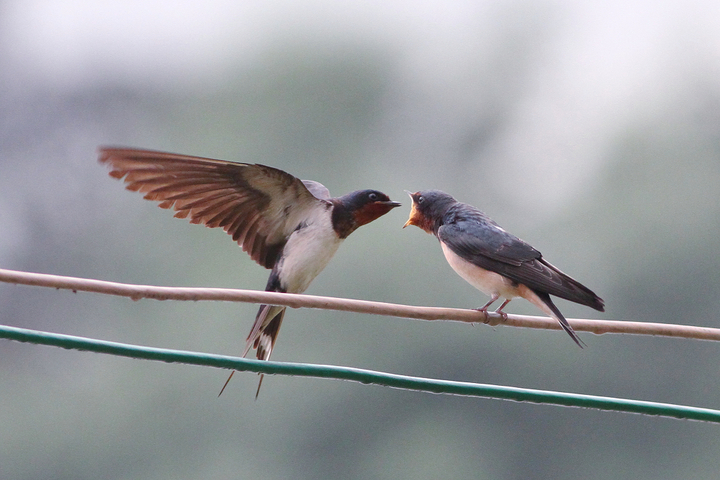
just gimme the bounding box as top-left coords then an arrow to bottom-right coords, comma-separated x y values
475,295 -> 501,324
493,299 -> 512,323
474,307 -> 491,324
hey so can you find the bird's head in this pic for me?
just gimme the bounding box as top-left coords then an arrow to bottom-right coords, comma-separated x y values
333,190 -> 401,237
403,189 -> 457,234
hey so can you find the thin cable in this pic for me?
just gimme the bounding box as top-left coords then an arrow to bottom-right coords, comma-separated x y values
1,268 -> 719,340
1,323 -> 719,422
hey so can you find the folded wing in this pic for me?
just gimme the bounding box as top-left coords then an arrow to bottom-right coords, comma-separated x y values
438,215 -> 604,312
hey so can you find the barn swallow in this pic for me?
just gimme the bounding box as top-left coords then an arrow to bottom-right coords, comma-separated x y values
99,148 -> 401,396
403,190 -> 604,347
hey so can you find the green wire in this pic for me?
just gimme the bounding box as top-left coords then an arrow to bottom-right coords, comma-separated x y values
2,323 -> 719,423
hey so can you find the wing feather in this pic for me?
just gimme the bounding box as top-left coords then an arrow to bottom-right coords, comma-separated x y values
99,147 -> 331,269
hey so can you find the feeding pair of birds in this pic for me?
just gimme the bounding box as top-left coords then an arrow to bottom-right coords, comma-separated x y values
100,148 -> 605,395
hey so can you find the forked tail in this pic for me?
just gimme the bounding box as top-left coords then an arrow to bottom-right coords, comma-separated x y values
217,304 -> 286,398
532,290 -> 586,348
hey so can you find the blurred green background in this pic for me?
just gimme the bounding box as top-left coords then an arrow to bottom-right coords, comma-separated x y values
2,1 -> 720,479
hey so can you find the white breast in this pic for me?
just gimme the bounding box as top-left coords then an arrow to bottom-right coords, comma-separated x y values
275,209 -> 343,294
440,242 -> 520,300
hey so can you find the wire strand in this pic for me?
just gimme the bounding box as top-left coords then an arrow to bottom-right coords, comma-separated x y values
1,323 -> 719,422
1,268 -> 719,341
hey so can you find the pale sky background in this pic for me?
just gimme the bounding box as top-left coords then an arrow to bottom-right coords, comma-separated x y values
4,0 -> 718,215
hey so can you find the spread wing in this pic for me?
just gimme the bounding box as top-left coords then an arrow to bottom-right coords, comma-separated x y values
438,212 -> 604,311
99,147 -> 332,269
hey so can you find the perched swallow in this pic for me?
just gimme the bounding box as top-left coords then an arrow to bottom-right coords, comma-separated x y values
99,148 -> 401,395
403,190 -> 604,347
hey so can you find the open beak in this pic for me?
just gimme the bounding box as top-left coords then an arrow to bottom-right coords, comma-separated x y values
403,209 -> 416,228
403,192 -> 419,228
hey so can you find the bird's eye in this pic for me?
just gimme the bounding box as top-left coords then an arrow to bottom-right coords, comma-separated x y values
417,195 -> 424,204
368,192 -> 378,201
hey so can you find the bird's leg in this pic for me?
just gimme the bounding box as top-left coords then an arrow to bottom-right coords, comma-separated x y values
494,298 -> 512,322
476,294 -> 500,323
